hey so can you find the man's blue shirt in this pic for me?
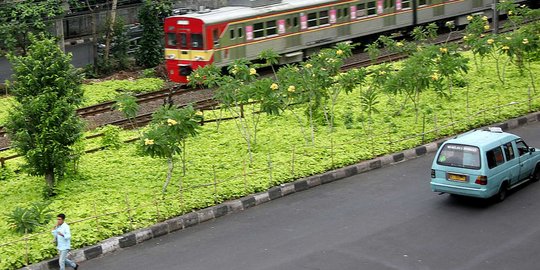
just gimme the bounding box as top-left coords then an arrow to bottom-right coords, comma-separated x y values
52,223 -> 72,250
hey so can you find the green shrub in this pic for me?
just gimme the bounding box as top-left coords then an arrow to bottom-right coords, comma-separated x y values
141,68 -> 156,78
6,202 -> 52,234
0,166 -> 13,181
343,107 -> 355,129
100,125 -> 123,150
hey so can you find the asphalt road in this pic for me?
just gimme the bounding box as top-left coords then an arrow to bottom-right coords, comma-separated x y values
81,122 -> 540,270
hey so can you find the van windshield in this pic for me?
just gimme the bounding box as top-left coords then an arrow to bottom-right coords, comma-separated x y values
437,144 -> 481,169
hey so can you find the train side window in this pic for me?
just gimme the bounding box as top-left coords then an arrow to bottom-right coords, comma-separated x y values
266,20 -> 277,36
230,29 -> 235,39
337,8 -> 342,18
401,0 -> 411,9
293,16 -> 299,27
343,7 -> 349,17
307,12 -> 317,28
191,34 -> 203,49
286,18 -> 291,28
319,10 -> 329,25
253,22 -> 264,38
166,33 -> 177,47
238,27 -> 243,38
213,29 -> 219,45
418,0 -> 427,6
367,1 -> 376,16
356,3 -> 366,17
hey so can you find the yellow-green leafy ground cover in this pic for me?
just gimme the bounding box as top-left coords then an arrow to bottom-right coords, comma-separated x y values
0,55 -> 539,269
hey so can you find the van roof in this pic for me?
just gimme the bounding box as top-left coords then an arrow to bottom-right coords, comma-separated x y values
446,130 -> 519,149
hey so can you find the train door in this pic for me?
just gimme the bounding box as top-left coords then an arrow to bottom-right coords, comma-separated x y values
285,15 -> 301,49
230,24 -> 246,60
177,28 -> 191,61
212,27 -> 222,64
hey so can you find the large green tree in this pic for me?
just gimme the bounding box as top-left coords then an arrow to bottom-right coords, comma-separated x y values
136,0 -> 172,68
0,0 -> 65,56
6,36 -> 84,195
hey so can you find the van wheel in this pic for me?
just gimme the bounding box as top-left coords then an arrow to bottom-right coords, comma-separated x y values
496,183 -> 508,202
532,165 -> 540,182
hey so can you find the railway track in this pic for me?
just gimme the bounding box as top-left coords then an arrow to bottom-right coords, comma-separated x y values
0,86 -> 197,137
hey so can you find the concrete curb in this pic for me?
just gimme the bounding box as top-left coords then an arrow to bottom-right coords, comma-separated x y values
21,111 -> 540,270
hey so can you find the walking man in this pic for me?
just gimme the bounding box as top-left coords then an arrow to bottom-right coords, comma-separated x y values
52,214 -> 79,270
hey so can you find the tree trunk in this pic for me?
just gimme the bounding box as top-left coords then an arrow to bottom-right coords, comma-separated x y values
45,170 -> 55,193
162,158 -> 174,193
181,140 -> 186,176
104,0 -> 118,61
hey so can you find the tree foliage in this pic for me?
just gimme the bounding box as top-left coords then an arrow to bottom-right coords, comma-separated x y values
5,202 -> 52,234
0,0 -> 65,56
5,35 -> 84,195
136,0 -> 172,68
97,18 -> 132,75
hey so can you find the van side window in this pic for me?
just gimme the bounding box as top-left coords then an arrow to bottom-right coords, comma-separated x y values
503,142 -> 515,161
516,140 -> 529,156
486,147 -> 505,169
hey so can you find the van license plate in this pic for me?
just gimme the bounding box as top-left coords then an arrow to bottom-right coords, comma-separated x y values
448,173 -> 467,182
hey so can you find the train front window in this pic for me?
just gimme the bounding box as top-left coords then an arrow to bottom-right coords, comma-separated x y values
167,33 -> 177,47
191,34 -> 203,49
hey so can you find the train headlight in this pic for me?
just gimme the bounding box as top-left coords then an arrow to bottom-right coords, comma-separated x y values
167,54 -> 175,59
194,56 -> 204,61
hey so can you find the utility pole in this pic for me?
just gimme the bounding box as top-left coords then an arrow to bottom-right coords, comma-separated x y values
492,0 -> 499,34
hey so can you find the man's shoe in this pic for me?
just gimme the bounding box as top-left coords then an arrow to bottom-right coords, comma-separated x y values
74,264 -> 79,270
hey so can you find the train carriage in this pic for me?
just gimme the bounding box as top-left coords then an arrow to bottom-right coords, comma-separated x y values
164,0 -> 527,83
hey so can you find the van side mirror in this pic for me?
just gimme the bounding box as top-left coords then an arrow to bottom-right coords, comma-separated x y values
530,147 -> 536,153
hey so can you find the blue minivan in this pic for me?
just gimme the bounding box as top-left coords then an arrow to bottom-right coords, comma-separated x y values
430,128 -> 540,201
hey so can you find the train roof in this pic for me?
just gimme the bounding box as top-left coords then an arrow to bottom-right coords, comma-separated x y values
168,0 -> 340,25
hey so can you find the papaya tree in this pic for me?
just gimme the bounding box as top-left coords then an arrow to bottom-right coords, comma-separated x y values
113,93 -> 140,128
139,105 -> 201,193
189,56 -> 282,163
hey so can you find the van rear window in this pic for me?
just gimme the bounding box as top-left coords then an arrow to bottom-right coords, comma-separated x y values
437,144 -> 481,169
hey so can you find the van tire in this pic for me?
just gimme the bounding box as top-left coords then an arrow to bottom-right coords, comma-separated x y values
532,164 -> 540,182
495,182 -> 508,202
